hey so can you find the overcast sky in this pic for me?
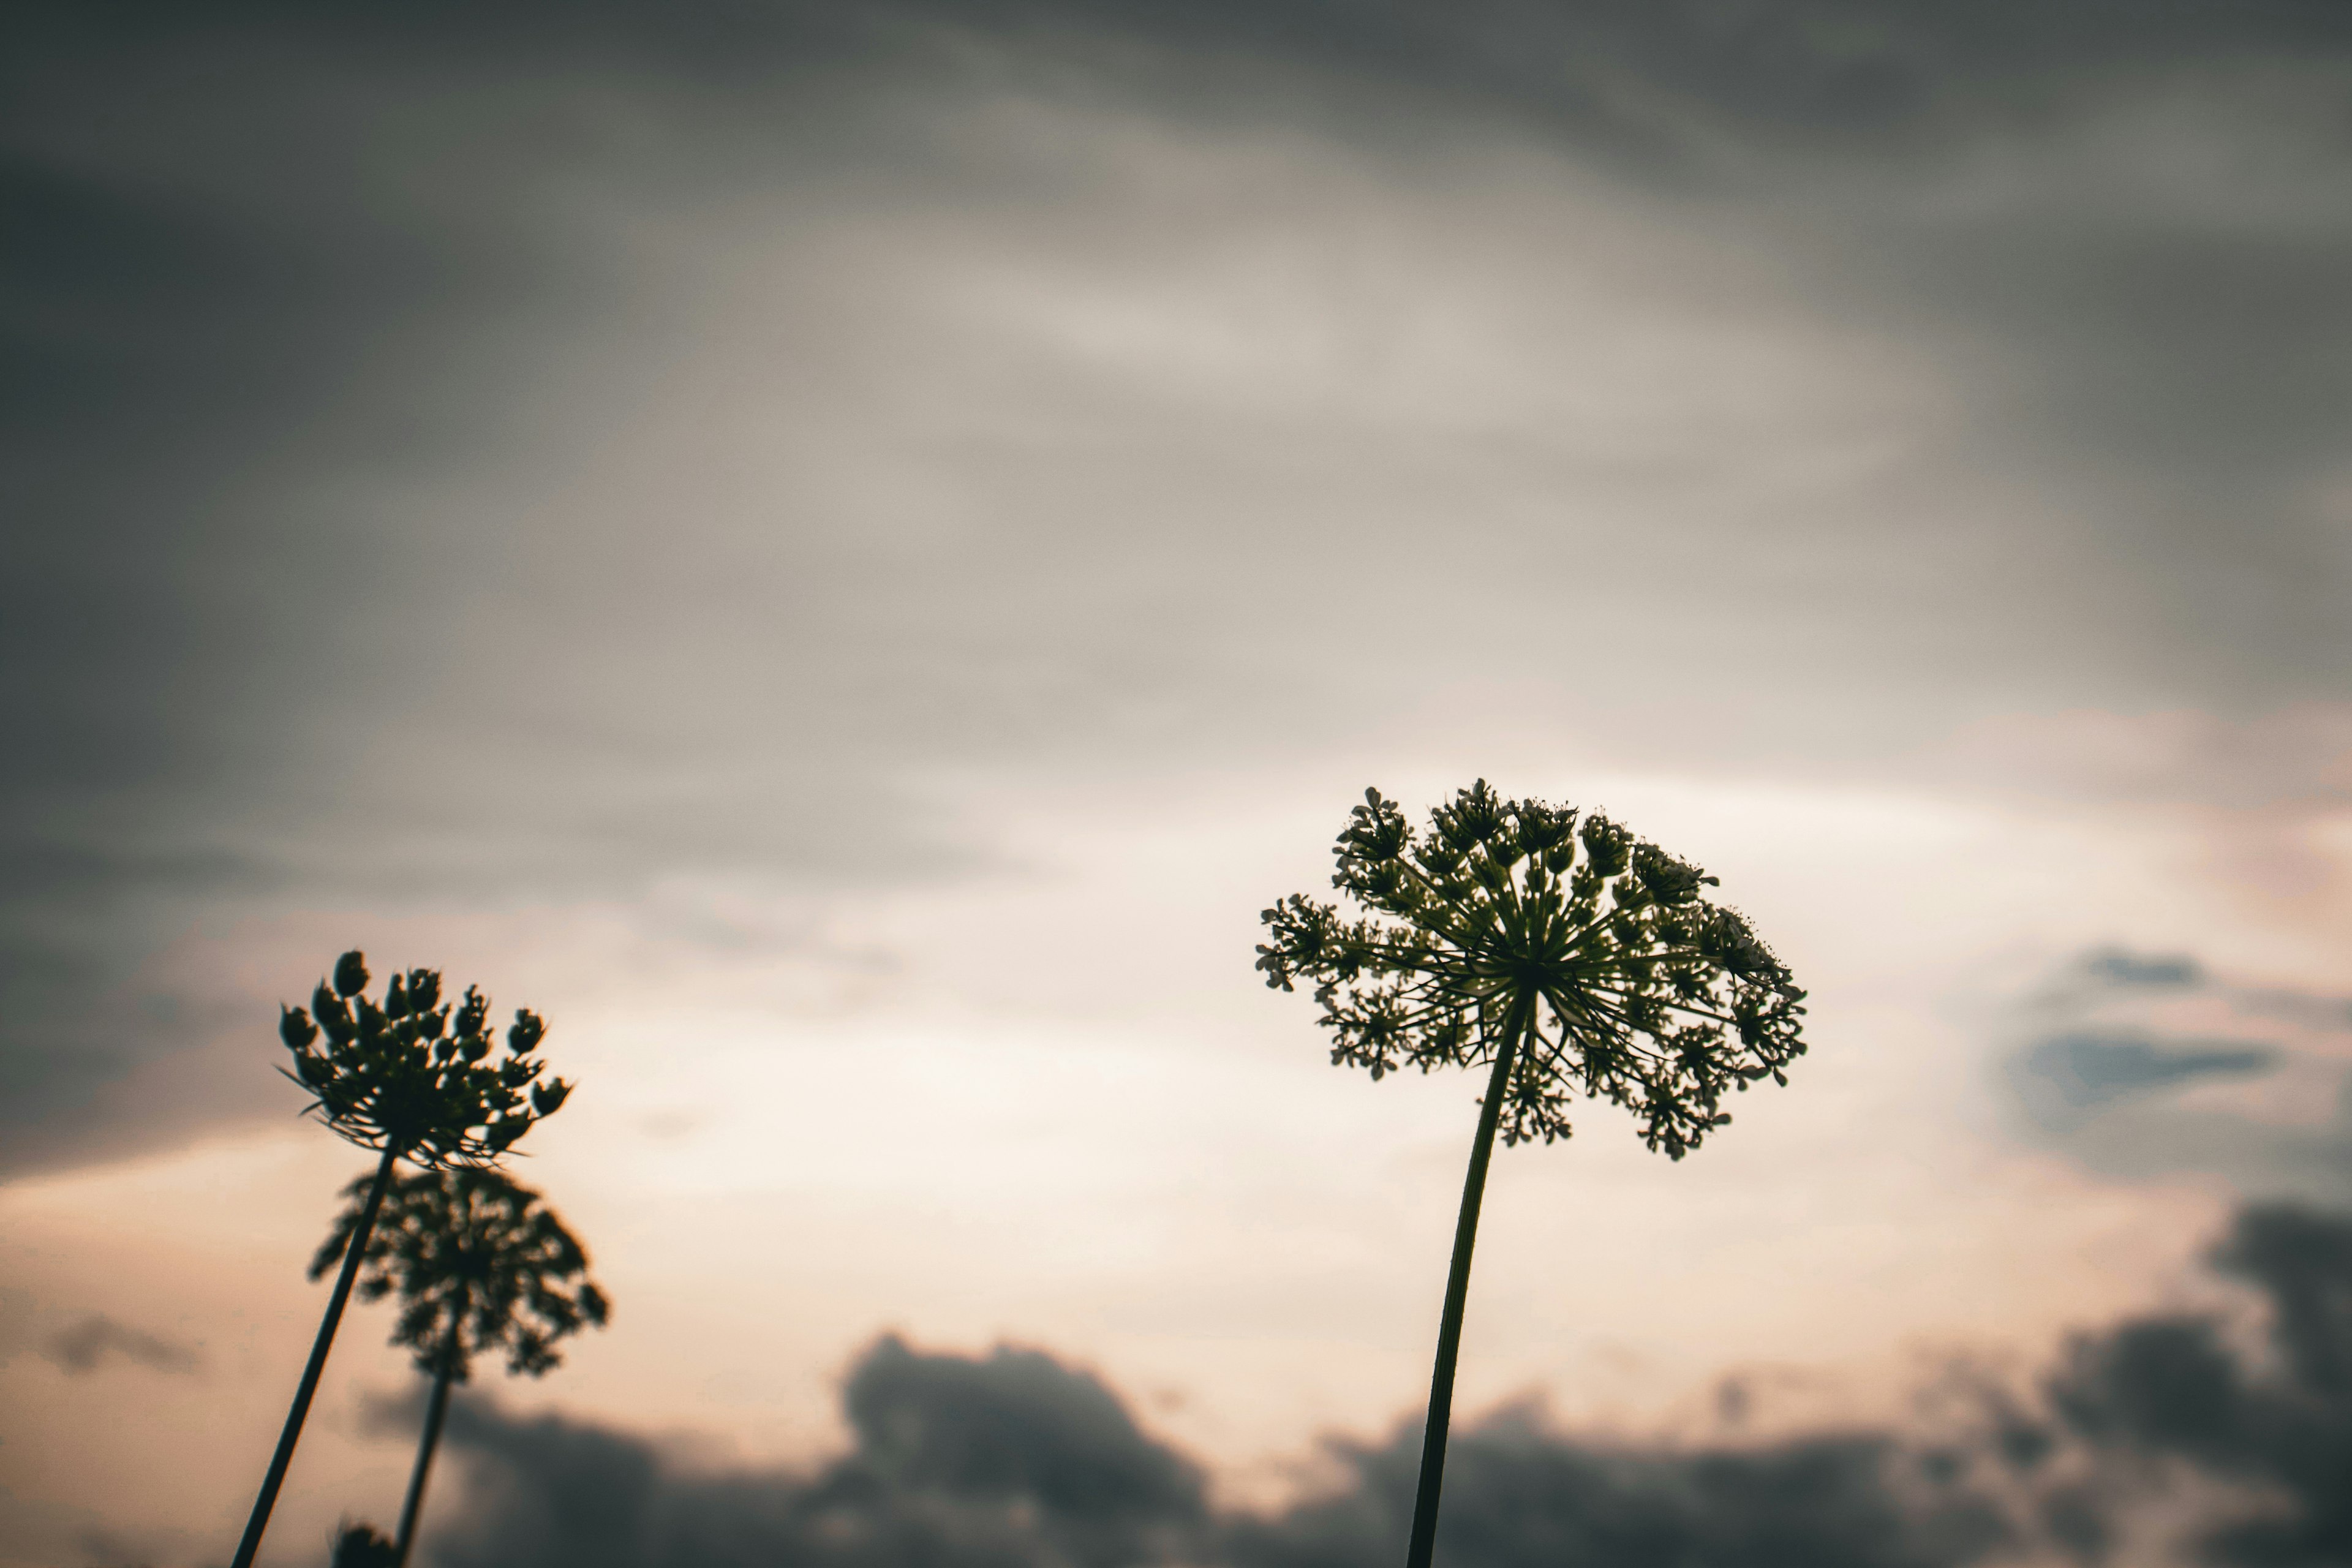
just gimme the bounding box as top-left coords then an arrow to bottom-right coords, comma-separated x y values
5,4 -> 2351,1566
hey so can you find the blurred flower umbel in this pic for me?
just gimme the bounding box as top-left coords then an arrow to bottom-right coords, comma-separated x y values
316,1166 -> 608,1566
1257,783 -> 1806,1568
317,1165 -> 608,1382
232,952 -> 575,1568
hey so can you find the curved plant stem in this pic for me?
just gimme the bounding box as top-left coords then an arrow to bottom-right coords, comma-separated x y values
1403,1004 -> 1529,1568
231,1144 -> 400,1568
393,1289 -> 466,1568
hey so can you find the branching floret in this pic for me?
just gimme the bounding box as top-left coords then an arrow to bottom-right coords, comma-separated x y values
1256,782 -> 1806,1159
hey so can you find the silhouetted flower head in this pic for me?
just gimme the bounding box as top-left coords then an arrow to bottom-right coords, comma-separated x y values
1256,783 -> 1806,1158
311,1165 -> 609,1381
276,951 -> 572,1166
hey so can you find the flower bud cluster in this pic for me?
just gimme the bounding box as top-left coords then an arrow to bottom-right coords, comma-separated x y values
276,951 -> 573,1166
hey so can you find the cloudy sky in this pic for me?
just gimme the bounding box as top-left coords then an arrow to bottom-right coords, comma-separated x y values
5,4 -> 2351,1565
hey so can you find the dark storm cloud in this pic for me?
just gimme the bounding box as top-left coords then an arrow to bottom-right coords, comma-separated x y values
40,1313 -> 202,1376
1230,1417 -> 2013,1568
402,1207 -> 2352,1567
52,1 -> 2348,153
968,0 -> 2352,188
843,1334 -> 1206,1532
410,1333 -> 2014,1568
398,1335 -> 1206,1568
9,1 -> 2352,1174
1,36 -> 534,1169
0,6 -> 916,1175
2048,1205 -> 2352,1566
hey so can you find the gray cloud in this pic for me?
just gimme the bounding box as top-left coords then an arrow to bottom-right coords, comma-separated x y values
2053,951 -> 2352,1039
2002,949 -> 2352,1198
409,1333 -> 2014,1568
2239,988 -> 2352,1034
2048,1204 -> 2352,1566
2079,950 -> 2205,992
0,14 -> 925,1174
1229,1417 -> 2013,1568
401,1334 -> 1206,1568
396,1204 -> 2352,1567
9,3 -> 2352,1174
1,51 -> 529,1169
2010,1030 -> 2278,1127
2050,1092 -> 2352,1208
40,1313 -> 202,1376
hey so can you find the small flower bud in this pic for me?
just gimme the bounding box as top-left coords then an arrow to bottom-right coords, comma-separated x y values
333,951 -> 369,998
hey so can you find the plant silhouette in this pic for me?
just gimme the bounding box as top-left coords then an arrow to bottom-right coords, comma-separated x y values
331,1520 -> 398,1568
230,951 -> 575,1568
314,1164 -> 609,1567
1256,783 -> 1807,1568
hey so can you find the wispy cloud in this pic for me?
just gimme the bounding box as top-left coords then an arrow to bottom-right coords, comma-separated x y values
2011,1030 -> 2278,1127
41,1313 -> 200,1377
2000,946 -> 2352,1197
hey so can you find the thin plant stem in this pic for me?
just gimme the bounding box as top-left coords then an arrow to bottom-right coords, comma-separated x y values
231,1143 -> 401,1568
393,1290 -> 466,1568
1403,1003 -> 1529,1568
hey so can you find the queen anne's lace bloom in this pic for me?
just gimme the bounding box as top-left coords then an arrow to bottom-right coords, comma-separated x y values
312,1166 -> 608,1380
1256,782 -> 1806,1158
276,950 -> 572,1167
236,951 -> 579,1568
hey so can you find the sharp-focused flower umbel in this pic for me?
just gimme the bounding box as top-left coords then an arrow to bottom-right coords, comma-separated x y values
276,950 -> 572,1166
1257,783 -> 1807,1568
1256,782 -> 1805,1158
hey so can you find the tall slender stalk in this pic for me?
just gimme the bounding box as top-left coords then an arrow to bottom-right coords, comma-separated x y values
231,1144 -> 399,1568
393,1287 -> 466,1568
1403,1005 -> 1527,1568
